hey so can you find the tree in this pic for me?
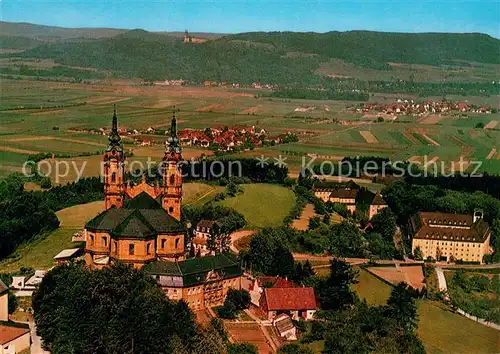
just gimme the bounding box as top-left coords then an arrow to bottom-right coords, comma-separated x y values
370,207 -> 397,242
249,228 -> 294,276
308,216 -> 321,230
386,282 -> 418,332
229,343 -> 259,354
316,259 -> 358,310
328,221 -> 365,257
278,343 -> 314,354
40,176 -> 52,189
32,263 -> 197,353
413,246 -> 423,261
225,289 -> 250,310
226,182 -> 240,196
217,297 -> 238,319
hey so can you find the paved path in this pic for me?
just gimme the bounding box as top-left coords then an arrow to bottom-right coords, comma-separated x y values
229,230 -> 256,254
244,309 -> 277,352
29,318 -> 50,354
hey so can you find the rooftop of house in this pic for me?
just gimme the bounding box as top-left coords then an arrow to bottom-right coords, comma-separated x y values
312,180 -> 361,191
0,280 -> 7,296
85,192 -> 184,237
371,193 -> 386,206
0,322 -> 30,345
253,276 -> 296,290
412,211 -> 490,243
263,287 -> 317,311
274,314 -> 295,334
54,248 -> 82,260
144,253 -> 242,287
197,219 -> 216,229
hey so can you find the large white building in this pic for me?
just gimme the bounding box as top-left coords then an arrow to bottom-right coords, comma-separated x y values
411,211 -> 491,263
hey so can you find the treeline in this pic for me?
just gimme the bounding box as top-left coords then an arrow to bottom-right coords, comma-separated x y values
404,174 -> 500,200
142,158 -> 288,185
0,65 -> 105,80
0,175 -> 59,259
0,175 -> 103,260
265,88 -> 369,101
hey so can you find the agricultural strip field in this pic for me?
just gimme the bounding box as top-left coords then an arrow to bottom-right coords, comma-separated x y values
0,78 -> 499,175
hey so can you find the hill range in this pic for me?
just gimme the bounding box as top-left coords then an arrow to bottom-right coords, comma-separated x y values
0,21 -> 499,85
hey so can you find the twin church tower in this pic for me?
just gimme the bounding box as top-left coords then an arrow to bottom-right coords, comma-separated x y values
102,107 -> 183,219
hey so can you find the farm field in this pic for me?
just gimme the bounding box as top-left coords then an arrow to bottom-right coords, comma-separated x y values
0,78 -> 499,179
220,184 -> 295,228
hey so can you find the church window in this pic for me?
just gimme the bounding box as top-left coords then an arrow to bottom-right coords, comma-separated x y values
89,234 -> 94,246
101,237 -> 107,247
129,243 -> 135,255
169,207 -> 174,213
175,238 -> 180,249
161,239 -> 166,249
111,172 -> 116,183
170,174 -> 175,185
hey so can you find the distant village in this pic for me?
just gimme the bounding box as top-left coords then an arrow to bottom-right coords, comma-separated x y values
70,125 -> 298,151
153,79 -> 278,90
355,99 -> 495,116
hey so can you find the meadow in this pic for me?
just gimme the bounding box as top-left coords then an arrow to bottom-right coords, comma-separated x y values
220,184 -> 295,228
0,78 -> 499,180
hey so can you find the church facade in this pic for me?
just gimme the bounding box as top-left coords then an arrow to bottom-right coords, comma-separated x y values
85,108 -> 185,268
83,109 -> 243,310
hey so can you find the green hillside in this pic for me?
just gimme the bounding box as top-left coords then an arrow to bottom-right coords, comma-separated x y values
226,31 -> 500,68
0,35 -> 44,50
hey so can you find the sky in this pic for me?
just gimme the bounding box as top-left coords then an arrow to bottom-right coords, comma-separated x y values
2,0 -> 499,37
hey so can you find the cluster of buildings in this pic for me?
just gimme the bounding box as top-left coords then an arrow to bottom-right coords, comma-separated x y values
313,180 -> 387,219
176,125 -> 297,151
357,100 -> 492,115
0,280 -> 31,354
76,109 -> 321,326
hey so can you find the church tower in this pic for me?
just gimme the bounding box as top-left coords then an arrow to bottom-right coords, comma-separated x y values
103,106 -> 125,210
162,108 -> 183,220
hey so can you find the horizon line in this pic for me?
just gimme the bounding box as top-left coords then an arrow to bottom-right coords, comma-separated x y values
2,20 -> 498,38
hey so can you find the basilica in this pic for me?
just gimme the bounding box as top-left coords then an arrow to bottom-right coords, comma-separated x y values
84,108 -> 185,268
84,109 -> 242,309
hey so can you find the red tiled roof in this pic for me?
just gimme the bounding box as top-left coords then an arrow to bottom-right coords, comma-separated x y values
0,324 -> 30,345
257,276 -> 296,289
262,287 -> 316,311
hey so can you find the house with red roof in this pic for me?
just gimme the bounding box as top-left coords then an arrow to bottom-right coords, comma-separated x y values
247,276 -> 296,306
259,287 -> 317,321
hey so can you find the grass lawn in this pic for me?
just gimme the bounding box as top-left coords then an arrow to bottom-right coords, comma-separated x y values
183,182 -> 223,205
220,184 -> 295,228
352,268 -> 392,305
417,301 -> 500,354
0,228 -> 80,272
56,200 -> 104,228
